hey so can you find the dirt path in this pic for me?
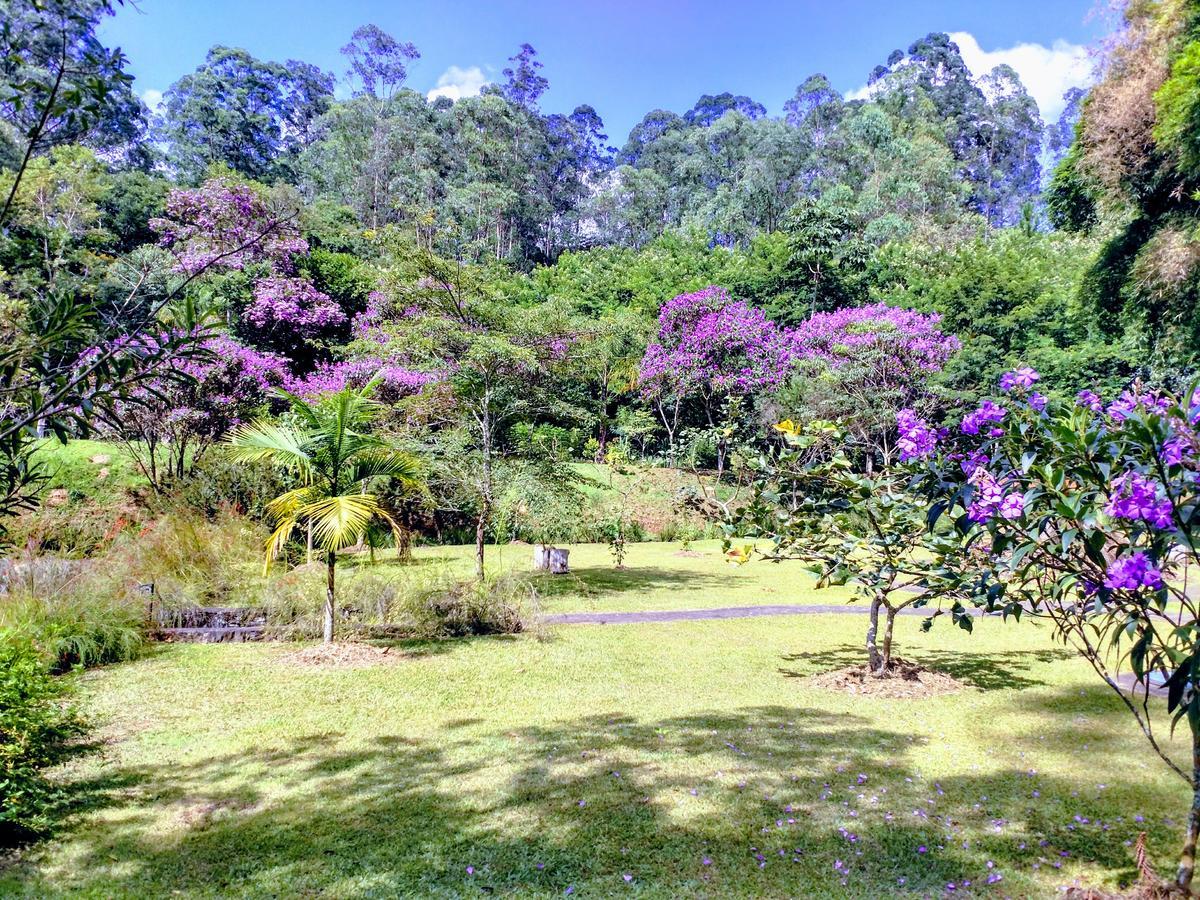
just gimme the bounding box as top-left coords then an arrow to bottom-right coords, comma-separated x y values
541,603 -> 958,625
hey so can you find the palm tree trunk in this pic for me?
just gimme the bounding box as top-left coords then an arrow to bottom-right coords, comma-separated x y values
323,550 -> 336,643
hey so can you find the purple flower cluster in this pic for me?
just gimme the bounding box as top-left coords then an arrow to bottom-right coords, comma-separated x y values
791,303 -> 960,374
999,367 -> 1039,392
1075,390 -> 1103,413
639,286 -> 797,399
639,290 -> 959,406
1105,471 -> 1174,530
287,357 -> 437,398
967,467 -> 1024,523
896,409 -> 936,461
1104,552 -> 1164,591
960,401 -> 1007,437
151,178 -> 307,275
1107,389 -> 1172,423
352,291 -> 393,344
245,277 -> 346,338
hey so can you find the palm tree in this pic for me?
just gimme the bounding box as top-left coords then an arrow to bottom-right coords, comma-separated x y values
227,382 -> 423,643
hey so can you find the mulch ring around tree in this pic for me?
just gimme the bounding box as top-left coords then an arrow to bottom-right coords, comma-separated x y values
806,657 -> 964,698
281,642 -> 404,669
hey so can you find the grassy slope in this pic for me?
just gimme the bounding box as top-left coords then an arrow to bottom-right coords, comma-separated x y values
0,602 -> 1190,897
33,439 -> 146,501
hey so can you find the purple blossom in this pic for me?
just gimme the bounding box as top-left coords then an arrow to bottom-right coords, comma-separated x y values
961,400 -> 1007,436
896,409 -> 936,461
1075,389 -> 1103,413
1108,389 -> 1172,423
150,177 -> 306,275
999,367 -> 1039,392
245,277 -> 346,339
998,493 -> 1025,520
1106,471 -> 1174,530
287,358 -> 437,399
1027,392 -> 1047,413
967,467 -> 1024,524
1162,437 -> 1188,467
792,303 -> 960,375
639,287 -> 796,400
1104,552 -> 1164,591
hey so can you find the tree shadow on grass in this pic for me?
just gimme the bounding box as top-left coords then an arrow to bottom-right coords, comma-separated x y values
531,565 -> 729,602
779,644 -> 1076,691
9,700 -> 1188,897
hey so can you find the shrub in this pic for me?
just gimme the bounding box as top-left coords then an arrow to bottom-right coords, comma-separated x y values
0,589 -> 143,673
399,572 -> 533,638
261,564 -> 534,640
6,498 -> 147,557
111,509 -> 269,609
0,633 -> 87,846
173,455 -> 290,523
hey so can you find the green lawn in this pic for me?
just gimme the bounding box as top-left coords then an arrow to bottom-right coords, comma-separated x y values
376,540 -> 848,614
0,584 -> 1190,897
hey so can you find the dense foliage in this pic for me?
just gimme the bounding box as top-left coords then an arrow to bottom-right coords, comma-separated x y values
0,634 -> 86,846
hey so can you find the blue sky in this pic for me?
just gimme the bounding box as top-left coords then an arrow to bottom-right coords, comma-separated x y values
101,0 -> 1104,142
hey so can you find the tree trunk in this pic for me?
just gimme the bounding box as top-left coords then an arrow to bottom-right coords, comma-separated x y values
1177,728 -> 1200,889
866,595 -> 885,676
880,606 -> 898,674
475,512 -> 486,582
323,551 -> 336,644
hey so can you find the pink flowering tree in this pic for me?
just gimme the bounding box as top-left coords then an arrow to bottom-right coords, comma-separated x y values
639,286 -> 796,470
100,336 -> 291,490
786,303 -> 960,472
902,369 -> 1200,890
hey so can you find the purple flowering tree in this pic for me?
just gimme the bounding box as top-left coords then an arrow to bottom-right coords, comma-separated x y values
639,286 -> 795,470
0,176 -> 301,524
786,303 -> 960,472
909,369 -> 1200,890
101,336 -> 290,490
286,357 -> 435,404
151,177 -> 307,276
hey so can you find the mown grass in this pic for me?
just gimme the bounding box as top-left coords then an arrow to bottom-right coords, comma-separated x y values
383,540 -> 847,614
0,603 -> 1190,898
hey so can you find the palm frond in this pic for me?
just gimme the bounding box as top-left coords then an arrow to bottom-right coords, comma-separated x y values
302,493 -> 390,552
346,449 -> 425,488
227,420 -> 313,478
265,485 -> 325,523
264,515 -> 300,573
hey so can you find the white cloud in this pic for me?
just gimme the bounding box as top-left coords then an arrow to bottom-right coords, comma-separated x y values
426,66 -> 489,103
948,31 -> 1091,121
843,32 -> 1093,121
141,88 -> 164,114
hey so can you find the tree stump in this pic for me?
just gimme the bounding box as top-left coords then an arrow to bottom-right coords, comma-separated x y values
533,545 -> 553,571
548,547 -> 570,574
